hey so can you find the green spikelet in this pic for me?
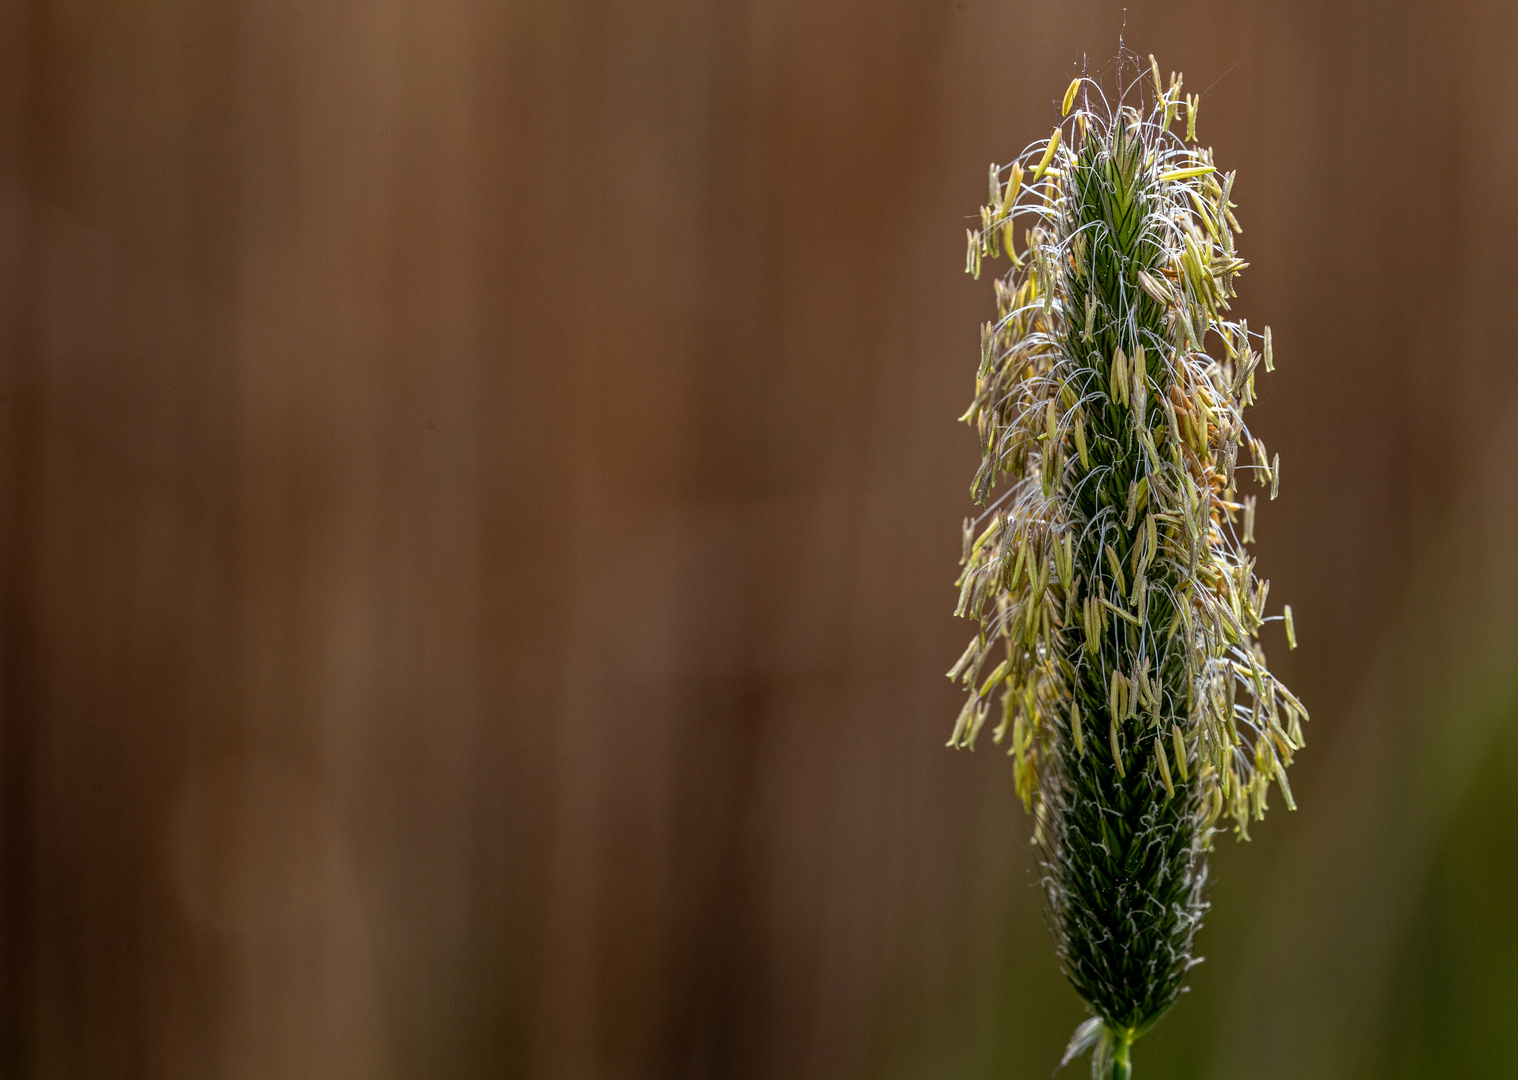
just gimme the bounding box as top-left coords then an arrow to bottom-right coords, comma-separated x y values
949,55 -> 1307,1078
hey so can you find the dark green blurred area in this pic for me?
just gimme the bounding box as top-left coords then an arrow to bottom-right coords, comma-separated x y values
1388,727 -> 1518,1080
2,0 -> 1517,1077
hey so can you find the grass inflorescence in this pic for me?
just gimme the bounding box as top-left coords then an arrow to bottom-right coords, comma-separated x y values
948,54 -> 1306,1079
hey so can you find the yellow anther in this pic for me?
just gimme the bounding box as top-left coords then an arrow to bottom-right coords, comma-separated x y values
1105,543 -> 1126,592
1156,736 -> 1175,797
1099,597 -> 1142,626
1031,128 -> 1062,181
1062,78 -> 1081,117
1159,165 -> 1215,182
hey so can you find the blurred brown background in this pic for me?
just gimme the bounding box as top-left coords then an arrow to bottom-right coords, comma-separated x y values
2,0 -> 1518,1077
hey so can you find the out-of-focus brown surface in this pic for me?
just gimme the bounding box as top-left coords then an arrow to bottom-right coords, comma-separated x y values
3,1 -> 1518,1077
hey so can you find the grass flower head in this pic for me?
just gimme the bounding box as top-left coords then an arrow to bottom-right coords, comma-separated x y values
949,54 -> 1306,1079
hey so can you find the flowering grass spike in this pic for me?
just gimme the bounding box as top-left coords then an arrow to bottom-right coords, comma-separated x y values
949,56 -> 1306,1079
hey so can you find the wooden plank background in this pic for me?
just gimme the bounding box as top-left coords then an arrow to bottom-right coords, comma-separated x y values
2,1 -> 1517,1077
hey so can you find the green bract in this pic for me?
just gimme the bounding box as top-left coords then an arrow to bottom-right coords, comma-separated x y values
950,56 -> 1306,1079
